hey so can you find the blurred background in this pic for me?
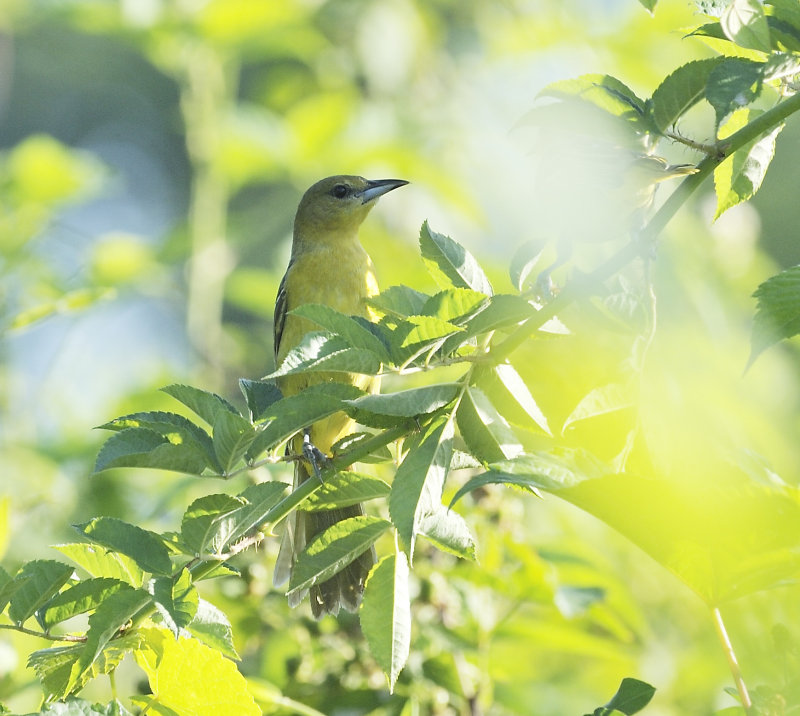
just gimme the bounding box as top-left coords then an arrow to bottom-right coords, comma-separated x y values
2,0 -> 800,714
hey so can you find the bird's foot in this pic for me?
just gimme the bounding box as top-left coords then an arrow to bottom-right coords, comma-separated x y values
302,430 -> 329,483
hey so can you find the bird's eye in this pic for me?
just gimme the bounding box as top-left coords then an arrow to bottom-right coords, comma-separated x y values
331,184 -> 349,199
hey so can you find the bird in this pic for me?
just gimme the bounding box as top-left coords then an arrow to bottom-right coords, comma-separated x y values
272,174 -> 408,618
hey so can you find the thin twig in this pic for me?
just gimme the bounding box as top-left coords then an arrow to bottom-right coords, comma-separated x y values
711,606 -> 754,714
0,623 -> 87,643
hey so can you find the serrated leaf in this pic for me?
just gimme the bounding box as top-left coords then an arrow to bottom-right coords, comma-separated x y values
37,578 -> 130,630
239,379 -> 283,422
360,553 -> 410,692
150,569 -> 198,638
650,58 -> 725,132
421,288 -> 489,324
54,543 -> 144,587
75,517 -> 173,576
134,626 -> 259,715
714,109 -> 782,218
721,0 -> 771,51
8,560 -> 74,625
419,221 -> 492,295
366,285 -> 431,319
267,331 -> 382,378
390,315 -> 464,365
223,481 -> 289,546
389,414 -> 454,560
212,411 -> 256,474
36,698 -> 134,715
247,382 -> 363,459
187,599 -> 239,660
457,385 -> 523,463
539,74 -> 646,121
453,293 -> 537,341
0,565 -> 26,612
418,508 -> 477,560
748,265 -> 800,367
180,494 -> 245,556
291,304 -> 390,360
706,58 -> 764,124
287,516 -> 391,597
66,588 -> 153,696
94,428 -> 213,476
563,383 -> 636,433
30,634 -> 142,704
305,471 -> 390,510
477,363 -> 551,435
346,383 -> 460,418
160,384 -> 240,426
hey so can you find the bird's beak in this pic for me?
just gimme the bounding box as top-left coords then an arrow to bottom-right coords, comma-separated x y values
360,178 -> 409,204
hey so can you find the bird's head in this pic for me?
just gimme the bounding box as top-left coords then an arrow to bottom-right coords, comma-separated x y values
294,175 -> 408,236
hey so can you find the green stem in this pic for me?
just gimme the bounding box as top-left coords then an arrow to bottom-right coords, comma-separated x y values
490,89 -> 800,365
711,606 -> 754,714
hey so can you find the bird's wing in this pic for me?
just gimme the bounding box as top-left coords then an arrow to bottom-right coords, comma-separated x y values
273,267 -> 290,359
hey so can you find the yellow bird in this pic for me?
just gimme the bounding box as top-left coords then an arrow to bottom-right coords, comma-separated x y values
272,175 -> 408,618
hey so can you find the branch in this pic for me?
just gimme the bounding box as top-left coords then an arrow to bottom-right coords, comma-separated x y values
490,90 -> 800,364
0,623 -> 87,643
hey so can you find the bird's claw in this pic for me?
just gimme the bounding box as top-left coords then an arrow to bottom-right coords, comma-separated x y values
302,430 -> 329,483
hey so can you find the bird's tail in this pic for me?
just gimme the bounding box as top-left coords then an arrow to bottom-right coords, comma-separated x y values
273,459 -> 376,618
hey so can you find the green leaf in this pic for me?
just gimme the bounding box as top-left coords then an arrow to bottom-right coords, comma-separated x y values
389,414 -> 454,560
557,472 -> 800,604
305,471 -> 391,510
66,588 -> 153,696
150,569 -> 198,638
267,332 -> 382,378
539,74 -> 646,121
187,599 -> 239,660
419,221 -> 492,295
360,552 -> 411,692
509,240 -> 546,292
390,315 -> 464,365
562,383 -> 636,433
134,626 -> 260,715
8,560 -> 74,625
637,0 -> 657,11
75,517 -> 173,576
451,293 -> 537,341
475,363 -> 551,435
54,543 -> 144,587
457,385 -> 524,463
650,58 -> 725,133
213,410 -> 256,474
596,677 -> 657,715
30,634 -> 142,704
0,565 -> 27,612
721,0 -> 771,51
706,58 -> 764,124
331,432 -> 394,464
366,285 -> 431,319
35,698 -> 134,715
748,265 -> 800,367
248,382 -> 363,458
291,304 -> 390,360
180,494 -> 246,556
421,288 -> 489,324
160,384 -> 240,426
239,379 -> 283,422
417,508 -> 477,560
714,109 -> 783,218
345,383 -> 460,417
449,471 -> 545,508
222,481 -> 289,546
287,516 -> 391,597
94,428 -> 213,476
37,578 -> 130,630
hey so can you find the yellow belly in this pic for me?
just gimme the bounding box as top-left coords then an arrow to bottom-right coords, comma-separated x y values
276,240 -> 380,454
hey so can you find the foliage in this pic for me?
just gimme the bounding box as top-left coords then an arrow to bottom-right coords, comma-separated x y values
3,1 -> 800,715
